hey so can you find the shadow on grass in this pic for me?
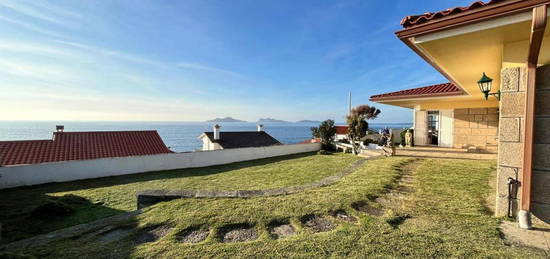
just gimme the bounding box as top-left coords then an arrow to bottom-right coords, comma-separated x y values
0,152 -> 314,243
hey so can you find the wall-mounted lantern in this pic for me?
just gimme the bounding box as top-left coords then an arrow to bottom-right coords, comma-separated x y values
477,72 -> 500,101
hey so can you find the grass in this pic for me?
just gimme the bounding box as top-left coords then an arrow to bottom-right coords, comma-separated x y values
0,152 -> 359,243
7,157 -> 545,258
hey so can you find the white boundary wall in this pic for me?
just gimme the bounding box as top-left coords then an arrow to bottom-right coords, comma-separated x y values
0,143 -> 320,189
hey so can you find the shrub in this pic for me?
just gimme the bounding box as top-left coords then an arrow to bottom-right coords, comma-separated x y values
310,120 -> 337,147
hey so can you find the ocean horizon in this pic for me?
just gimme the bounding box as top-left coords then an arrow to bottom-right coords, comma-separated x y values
0,121 -> 413,152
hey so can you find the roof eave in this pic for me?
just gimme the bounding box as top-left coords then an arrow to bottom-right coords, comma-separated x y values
396,0 -> 548,39
369,91 -> 465,102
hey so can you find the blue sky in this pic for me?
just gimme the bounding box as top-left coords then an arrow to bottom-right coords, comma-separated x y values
0,0 -> 472,123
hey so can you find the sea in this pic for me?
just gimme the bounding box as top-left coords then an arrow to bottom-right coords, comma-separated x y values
0,121 -> 412,152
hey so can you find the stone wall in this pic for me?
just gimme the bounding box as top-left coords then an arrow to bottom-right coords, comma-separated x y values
532,64 -> 550,224
453,108 -> 499,152
495,65 -> 550,225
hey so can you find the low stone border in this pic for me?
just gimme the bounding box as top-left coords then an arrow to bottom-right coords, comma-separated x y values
0,209 -> 143,251
137,157 -> 371,209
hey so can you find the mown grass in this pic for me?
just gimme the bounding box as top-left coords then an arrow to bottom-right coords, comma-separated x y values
10,157 -> 544,258
0,152 -> 359,243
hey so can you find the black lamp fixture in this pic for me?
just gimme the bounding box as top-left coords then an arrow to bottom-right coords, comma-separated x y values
477,72 -> 500,101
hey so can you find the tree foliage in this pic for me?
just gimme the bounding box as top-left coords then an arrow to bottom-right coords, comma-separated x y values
346,105 -> 381,154
310,119 -> 337,149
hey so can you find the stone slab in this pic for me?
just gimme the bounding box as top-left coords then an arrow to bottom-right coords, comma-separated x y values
498,142 -> 524,168
501,67 -> 521,92
500,92 -> 525,117
499,117 -> 521,142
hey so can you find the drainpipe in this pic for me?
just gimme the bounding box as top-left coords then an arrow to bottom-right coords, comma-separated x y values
519,5 -> 547,230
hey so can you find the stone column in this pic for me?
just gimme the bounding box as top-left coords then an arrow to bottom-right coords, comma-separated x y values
495,66 -> 526,217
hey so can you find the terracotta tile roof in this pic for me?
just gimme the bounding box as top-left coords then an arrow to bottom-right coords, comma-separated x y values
0,130 -> 172,166
369,82 -> 463,101
335,126 -> 348,135
400,0 -> 505,28
299,138 -> 320,144
202,131 -> 282,149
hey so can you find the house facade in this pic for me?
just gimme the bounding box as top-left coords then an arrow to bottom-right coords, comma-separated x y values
370,0 -> 550,229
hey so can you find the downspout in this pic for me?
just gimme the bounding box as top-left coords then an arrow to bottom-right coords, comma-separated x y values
519,4 -> 548,229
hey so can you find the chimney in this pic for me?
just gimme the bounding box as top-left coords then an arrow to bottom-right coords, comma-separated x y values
213,124 -> 220,140
56,125 -> 64,132
257,124 -> 263,132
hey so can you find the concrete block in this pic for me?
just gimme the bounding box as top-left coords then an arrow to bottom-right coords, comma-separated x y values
486,136 -> 499,145
535,91 -> 550,116
477,121 -> 488,129
498,142 -> 524,167
486,114 -> 499,122
534,144 -> 550,170
490,123 -> 501,130
469,121 -> 479,128
469,108 -> 488,115
496,166 -> 519,199
454,108 -> 469,115
454,119 -> 470,128
468,135 -> 487,145
500,92 -> 525,117
488,107 -> 499,114
496,195 -> 517,217
535,117 -> 550,144
501,67 -> 521,92
537,64 -> 550,90
499,117 -> 521,142
453,135 -> 468,145
454,128 -> 472,135
474,115 -> 484,121
532,171 -> 550,204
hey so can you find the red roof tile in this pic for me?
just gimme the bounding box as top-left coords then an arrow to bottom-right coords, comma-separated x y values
400,0 -> 505,28
369,82 -> 463,101
335,126 -> 348,135
0,130 -> 172,166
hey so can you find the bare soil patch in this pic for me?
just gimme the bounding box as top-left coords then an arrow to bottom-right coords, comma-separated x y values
269,221 -> 296,239
329,210 -> 357,222
220,224 -> 258,243
176,227 -> 210,244
135,225 -> 173,244
301,215 -> 336,232
351,201 -> 384,216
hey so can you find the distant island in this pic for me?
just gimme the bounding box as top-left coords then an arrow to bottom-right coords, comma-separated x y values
296,120 -> 321,124
206,117 -> 247,123
257,118 -> 289,123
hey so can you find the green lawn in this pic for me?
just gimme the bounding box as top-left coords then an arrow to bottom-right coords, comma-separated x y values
7,157 -> 545,258
0,152 -> 360,243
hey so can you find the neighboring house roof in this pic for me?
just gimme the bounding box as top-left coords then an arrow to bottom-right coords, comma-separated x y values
201,131 -> 282,149
400,0 -> 505,28
369,82 -> 463,102
0,130 -> 172,166
299,138 -> 321,144
335,126 -> 348,135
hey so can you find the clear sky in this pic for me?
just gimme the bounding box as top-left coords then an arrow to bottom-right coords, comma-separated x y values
0,0 -> 473,123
